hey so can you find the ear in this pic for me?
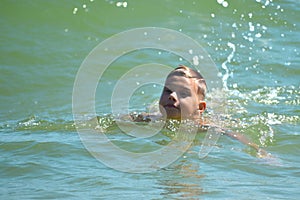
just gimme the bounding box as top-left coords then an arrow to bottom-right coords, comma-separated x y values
198,101 -> 206,113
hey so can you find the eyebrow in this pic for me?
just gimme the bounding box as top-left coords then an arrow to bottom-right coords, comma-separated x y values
164,84 -> 192,92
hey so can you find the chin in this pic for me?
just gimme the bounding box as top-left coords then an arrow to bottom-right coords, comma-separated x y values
166,113 -> 198,121
166,116 -> 181,120
165,111 -> 181,120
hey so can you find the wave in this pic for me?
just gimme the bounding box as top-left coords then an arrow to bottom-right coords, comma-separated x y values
1,115 -> 76,133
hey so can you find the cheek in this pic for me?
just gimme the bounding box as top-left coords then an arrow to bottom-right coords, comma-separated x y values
159,94 -> 166,104
159,92 -> 165,100
180,97 -> 198,111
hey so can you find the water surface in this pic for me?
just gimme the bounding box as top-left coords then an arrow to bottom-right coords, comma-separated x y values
1,0 -> 299,199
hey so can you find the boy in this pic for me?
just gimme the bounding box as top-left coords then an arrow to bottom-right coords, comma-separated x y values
131,65 -> 267,156
160,65 -> 269,155
159,65 -> 207,121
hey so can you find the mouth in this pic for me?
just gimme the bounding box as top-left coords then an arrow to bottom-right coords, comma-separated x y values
161,104 -> 181,119
159,104 -> 181,119
164,104 -> 179,110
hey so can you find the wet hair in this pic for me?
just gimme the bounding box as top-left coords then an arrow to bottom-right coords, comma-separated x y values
167,65 -> 207,100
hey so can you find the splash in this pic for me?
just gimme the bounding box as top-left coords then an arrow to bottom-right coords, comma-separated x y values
225,85 -> 300,148
217,0 -> 229,8
116,1 -> 128,8
221,42 -> 236,90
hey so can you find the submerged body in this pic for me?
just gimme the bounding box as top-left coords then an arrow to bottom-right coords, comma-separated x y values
129,65 -> 269,156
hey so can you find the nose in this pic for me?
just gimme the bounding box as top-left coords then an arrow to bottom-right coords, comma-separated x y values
169,92 -> 178,103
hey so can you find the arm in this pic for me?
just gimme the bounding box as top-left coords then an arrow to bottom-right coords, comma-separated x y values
221,129 -> 269,157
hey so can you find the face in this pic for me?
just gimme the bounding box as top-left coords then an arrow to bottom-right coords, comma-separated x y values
159,74 -> 206,120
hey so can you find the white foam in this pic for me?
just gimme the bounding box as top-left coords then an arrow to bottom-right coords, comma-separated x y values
220,42 -> 236,90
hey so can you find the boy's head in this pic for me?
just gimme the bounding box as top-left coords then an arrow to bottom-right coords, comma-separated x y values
159,65 -> 207,120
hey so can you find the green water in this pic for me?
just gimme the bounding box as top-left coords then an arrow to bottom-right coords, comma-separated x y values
1,0 -> 299,199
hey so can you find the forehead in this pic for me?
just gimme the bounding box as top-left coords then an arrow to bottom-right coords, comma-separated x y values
165,74 -> 195,91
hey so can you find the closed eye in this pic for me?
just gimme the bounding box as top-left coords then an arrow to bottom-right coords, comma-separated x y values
164,87 -> 172,94
178,89 -> 191,98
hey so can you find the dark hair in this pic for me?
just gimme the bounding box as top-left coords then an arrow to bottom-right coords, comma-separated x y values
168,65 -> 207,100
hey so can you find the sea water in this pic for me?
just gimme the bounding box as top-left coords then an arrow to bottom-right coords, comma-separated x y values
1,0 -> 299,199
